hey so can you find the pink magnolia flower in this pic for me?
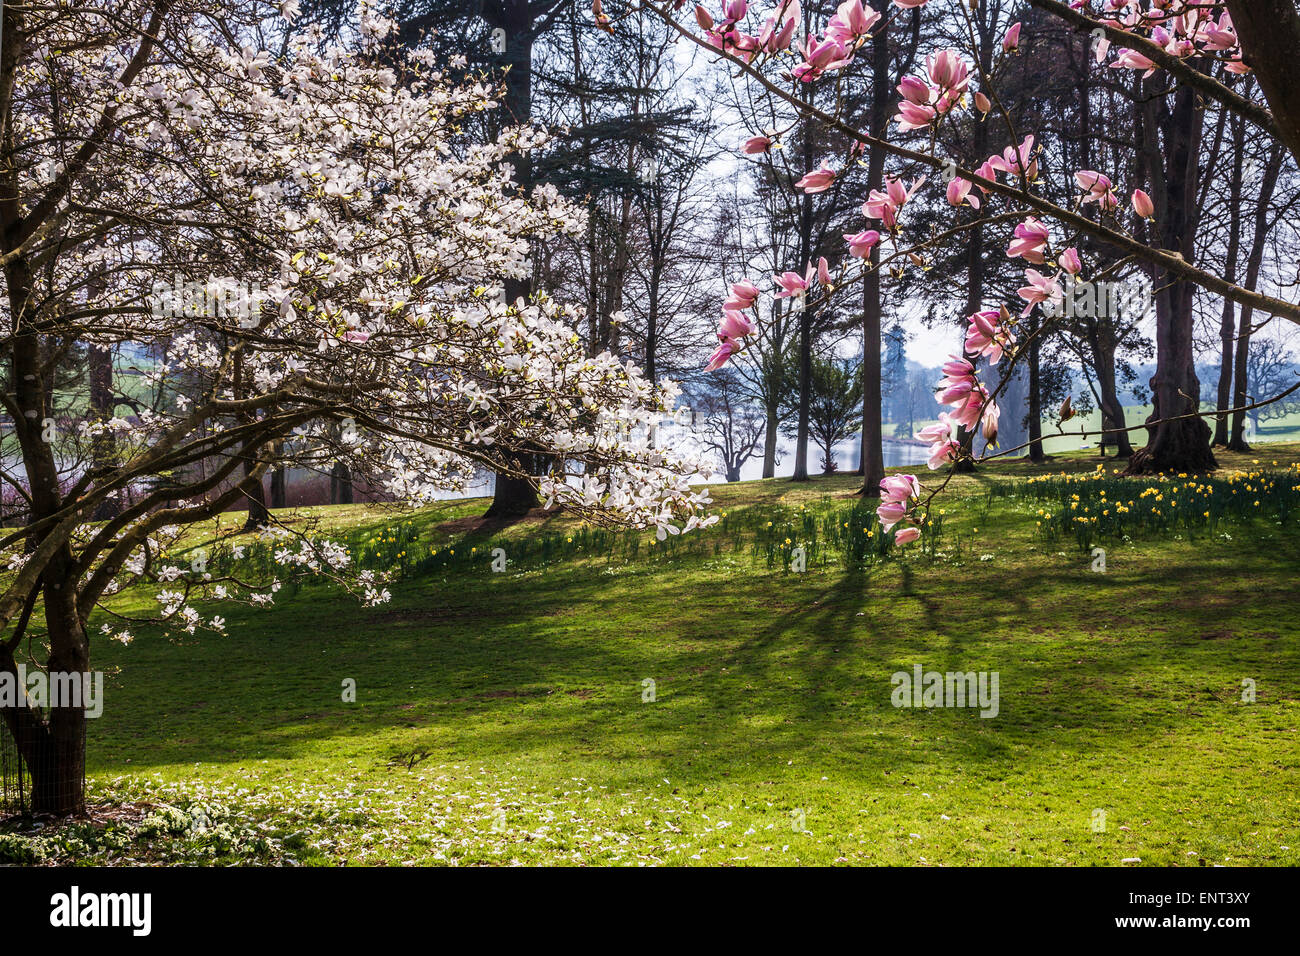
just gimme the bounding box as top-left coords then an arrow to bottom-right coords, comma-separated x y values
878,473 -> 922,537
896,75 -> 931,105
844,229 -> 881,259
1017,268 -> 1063,316
924,440 -> 960,470
972,157 -> 999,192
718,309 -> 753,343
816,256 -> 833,287
877,499 -> 908,530
742,135 -> 774,154
1058,246 -> 1082,276
1002,21 -> 1022,53
342,329 -> 370,343
949,384 -> 989,431
1200,12 -> 1237,52
916,412 -> 953,445
981,399 -> 1000,443
1006,217 -> 1050,263
827,1 -> 880,42
926,49 -> 969,98
796,164 -> 837,193
893,526 -> 922,546
917,412 -> 960,469
1132,188 -> 1155,219
1075,169 -> 1114,205
938,355 -> 977,407
863,175 -> 924,228
894,100 -> 937,131
881,473 -> 920,502
757,13 -> 797,52
989,134 -> 1036,180
725,279 -> 761,310
893,0 -> 930,7
1109,49 -> 1158,77
721,0 -> 748,20
946,177 -> 980,210
793,35 -> 852,82
863,191 -> 897,229
774,264 -> 813,299
705,339 -> 738,371
964,309 -> 1015,364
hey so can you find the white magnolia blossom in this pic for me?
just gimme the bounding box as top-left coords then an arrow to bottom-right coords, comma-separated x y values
0,1 -> 713,645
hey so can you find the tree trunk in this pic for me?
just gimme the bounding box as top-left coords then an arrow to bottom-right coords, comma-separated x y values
859,274 -> 884,495
761,402 -> 779,479
33,587 -> 89,815
951,8 -> 996,474
1094,340 -> 1134,458
270,466 -> 287,509
1214,119 -> 1245,446
485,0 -> 541,517
791,116 -> 815,484
1125,80 -> 1216,474
88,344 -> 120,521
1027,320 -> 1045,463
1229,145 -> 1283,450
243,463 -> 269,529
1227,0 -> 1300,166
858,16 -> 890,497
329,461 -> 354,506
485,466 -> 536,517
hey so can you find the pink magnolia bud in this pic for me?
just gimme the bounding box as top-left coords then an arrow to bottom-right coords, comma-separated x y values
1002,21 -> 1021,53
1132,188 -> 1155,219
1059,247 -> 1081,275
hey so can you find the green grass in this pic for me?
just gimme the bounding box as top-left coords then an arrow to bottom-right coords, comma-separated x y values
5,446 -> 1300,866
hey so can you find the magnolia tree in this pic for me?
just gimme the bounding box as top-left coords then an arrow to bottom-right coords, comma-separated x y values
608,0 -> 1300,542
0,1 -> 714,814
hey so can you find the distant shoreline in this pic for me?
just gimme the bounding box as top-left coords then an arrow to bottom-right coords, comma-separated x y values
883,435 -> 927,446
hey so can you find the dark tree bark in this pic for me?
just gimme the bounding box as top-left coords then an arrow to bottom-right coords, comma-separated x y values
329,461 -> 354,505
1125,79 -> 1216,474
270,466 -> 287,509
1229,145 -> 1285,450
1214,118 -> 1245,446
1093,336 -> 1133,458
482,0 -> 544,517
2,261 -> 89,814
243,464 -> 269,529
1227,0 -> 1300,166
791,93 -> 815,484
88,344 -> 121,521
953,5 -> 995,473
856,13 -> 892,497
1027,317 -> 1045,463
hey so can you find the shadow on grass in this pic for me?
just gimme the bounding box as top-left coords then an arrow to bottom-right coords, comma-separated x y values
88,533 -> 1300,798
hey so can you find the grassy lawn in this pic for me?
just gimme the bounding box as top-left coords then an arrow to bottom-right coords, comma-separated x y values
6,446 -> 1299,866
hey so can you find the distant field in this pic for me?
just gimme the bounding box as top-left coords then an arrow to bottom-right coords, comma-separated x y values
890,404 -> 1300,458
